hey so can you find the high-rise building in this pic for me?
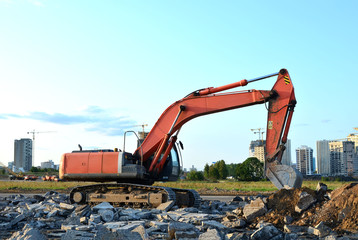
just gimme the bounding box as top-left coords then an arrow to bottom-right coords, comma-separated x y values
281,139 -> 292,166
296,145 -> 314,175
317,140 -> 331,176
14,138 -> 32,172
329,141 -> 355,176
249,140 -> 266,162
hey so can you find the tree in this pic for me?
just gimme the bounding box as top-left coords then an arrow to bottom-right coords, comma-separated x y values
227,163 -> 239,178
235,157 -> 264,181
208,165 -> 220,180
215,160 -> 228,180
204,163 -> 210,179
186,170 -> 204,181
30,167 -> 39,172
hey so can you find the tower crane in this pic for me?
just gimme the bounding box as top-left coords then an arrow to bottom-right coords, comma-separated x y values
132,124 -> 148,139
251,128 -> 265,143
27,130 -> 56,166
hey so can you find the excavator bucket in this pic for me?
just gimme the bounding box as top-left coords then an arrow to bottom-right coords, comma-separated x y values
265,69 -> 303,189
266,163 -> 303,189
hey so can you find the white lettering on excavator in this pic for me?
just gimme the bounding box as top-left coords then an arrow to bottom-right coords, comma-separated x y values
268,121 -> 273,129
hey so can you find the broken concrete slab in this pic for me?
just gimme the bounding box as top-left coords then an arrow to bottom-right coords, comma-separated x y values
243,198 -> 267,222
156,200 -> 175,211
198,228 -> 222,240
251,225 -> 284,240
295,191 -> 316,213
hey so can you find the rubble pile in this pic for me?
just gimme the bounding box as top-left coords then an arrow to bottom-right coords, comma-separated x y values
0,184 -> 357,239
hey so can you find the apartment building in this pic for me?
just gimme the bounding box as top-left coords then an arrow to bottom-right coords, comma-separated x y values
14,138 -> 32,172
296,145 -> 314,175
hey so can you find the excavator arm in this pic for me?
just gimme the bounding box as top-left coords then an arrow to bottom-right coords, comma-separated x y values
135,69 -> 302,189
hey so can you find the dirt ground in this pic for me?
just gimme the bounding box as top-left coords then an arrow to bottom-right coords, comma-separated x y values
257,183 -> 358,232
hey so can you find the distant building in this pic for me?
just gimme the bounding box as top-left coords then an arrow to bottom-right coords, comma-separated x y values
8,162 -> 14,170
249,140 -> 266,162
41,160 -> 55,169
189,165 -> 197,172
281,139 -> 292,166
296,145 -> 314,175
317,140 -> 331,176
329,141 -> 355,176
14,138 -> 32,172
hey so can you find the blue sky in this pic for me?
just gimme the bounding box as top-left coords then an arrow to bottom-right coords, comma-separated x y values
0,0 -> 357,170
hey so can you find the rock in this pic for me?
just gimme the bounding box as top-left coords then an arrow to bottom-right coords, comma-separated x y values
93,202 -> 114,211
243,198 -> 267,222
61,224 -> 76,230
284,233 -> 299,240
284,215 -> 294,224
307,221 -> 332,238
156,200 -> 175,211
226,232 -> 250,240
149,221 -> 169,232
316,182 -> 328,193
60,202 -> 75,211
132,225 -> 149,240
75,205 -> 91,217
99,209 -> 114,222
175,230 -> 199,239
294,191 -> 316,213
10,225 -> 47,240
251,225 -> 284,240
199,228 -> 222,240
283,225 -> 308,233
168,222 -> 198,239
202,220 -> 227,231
89,214 -> 102,224
9,214 -> 26,226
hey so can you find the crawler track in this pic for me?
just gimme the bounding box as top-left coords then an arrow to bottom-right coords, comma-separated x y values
69,183 -> 200,208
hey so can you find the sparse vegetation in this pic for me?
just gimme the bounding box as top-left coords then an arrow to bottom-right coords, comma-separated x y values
0,180 -> 354,193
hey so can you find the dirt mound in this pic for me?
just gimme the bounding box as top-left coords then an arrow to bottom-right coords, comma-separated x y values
259,187 -> 319,227
312,183 -> 358,231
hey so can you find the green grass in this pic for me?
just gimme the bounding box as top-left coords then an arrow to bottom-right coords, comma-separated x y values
0,180 -> 354,193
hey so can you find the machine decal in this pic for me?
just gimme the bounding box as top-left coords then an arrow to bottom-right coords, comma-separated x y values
268,120 -> 273,129
284,76 -> 290,85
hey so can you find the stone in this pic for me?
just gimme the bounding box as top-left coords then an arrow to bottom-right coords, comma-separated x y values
156,200 -> 175,211
99,209 -> 114,222
89,214 -> 102,224
175,230 -> 199,239
307,221 -> 331,238
294,191 -> 316,213
226,232 -> 250,240
18,226 -> 47,240
75,205 -> 91,217
251,225 -> 284,240
243,198 -> 267,222
284,215 -> 294,224
132,225 -> 148,240
149,221 -> 169,232
202,220 -> 227,231
198,228 -> 222,240
61,224 -> 76,230
9,214 -> 26,226
59,202 -> 75,211
103,221 -> 127,231
168,221 -> 198,239
93,202 -> 114,211
284,233 -> 299,240
283,225 -> 308,233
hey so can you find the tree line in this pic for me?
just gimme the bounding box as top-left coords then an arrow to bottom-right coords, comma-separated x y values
185,157 -> 264,181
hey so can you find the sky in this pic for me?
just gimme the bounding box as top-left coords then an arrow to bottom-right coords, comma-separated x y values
0,0 -> 357,171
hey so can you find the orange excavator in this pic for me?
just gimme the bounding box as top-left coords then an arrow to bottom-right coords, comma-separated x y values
60,68 -> 302,208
